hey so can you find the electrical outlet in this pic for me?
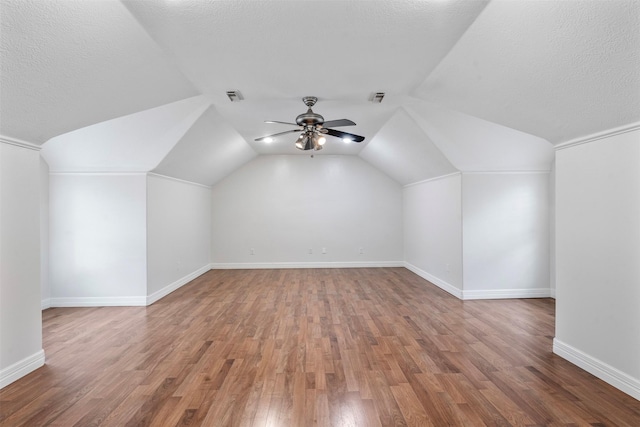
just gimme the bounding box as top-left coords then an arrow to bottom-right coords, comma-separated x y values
322,247 -> 326,254
308,248 -> 313,254
359,247 -> 364,255
250,248 -> 255,255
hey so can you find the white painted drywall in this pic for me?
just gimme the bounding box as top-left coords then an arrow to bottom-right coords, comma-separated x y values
40,158 -> 50,308
549,161 -> 556,298
1,0 -> 197,144
49,174 -> 147,303
416,0 -> 640,145
405,100 -> 554,173
147,174 -> 211,297
211,155 -> 403,265
462,173 -> 550,295
0,142 -> 43,385
555,129 -> 640,394
153,107 -> 257,186
123,0 -> 488,144
359,108 -> 457,186
403,174 -> 463,294
41,95 -> 209,173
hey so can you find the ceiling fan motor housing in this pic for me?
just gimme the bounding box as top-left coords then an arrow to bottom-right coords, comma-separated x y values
296,109 -> 324,127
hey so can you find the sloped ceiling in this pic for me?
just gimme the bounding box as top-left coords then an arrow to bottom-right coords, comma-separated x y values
152,107 -> 257,186
120,0 -> 490,159
41,96 -> 209,172
3,0 -> 639,186
121,0 -> 490,103
359,108 -> 457,186
0,0 -> 198,144
404,99 -> 553,172
414,0 -> 640,144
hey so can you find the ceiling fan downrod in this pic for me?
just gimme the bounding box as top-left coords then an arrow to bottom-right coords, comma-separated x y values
296,97 -> 324,128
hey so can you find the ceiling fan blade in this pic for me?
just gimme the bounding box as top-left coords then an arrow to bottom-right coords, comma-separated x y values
322,119 -> 356,128
324,128 -> 365,143
265,120 -> 299,126
254,129 -> 302,142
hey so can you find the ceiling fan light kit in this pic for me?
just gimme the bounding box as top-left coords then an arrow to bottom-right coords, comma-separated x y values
255,96 -> 365,151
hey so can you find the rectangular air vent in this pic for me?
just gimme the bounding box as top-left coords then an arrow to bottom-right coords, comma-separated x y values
370,92 -> 385,103
226,91 -> 244,102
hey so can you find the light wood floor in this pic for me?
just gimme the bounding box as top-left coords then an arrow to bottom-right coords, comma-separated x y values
1,268 -> 639,426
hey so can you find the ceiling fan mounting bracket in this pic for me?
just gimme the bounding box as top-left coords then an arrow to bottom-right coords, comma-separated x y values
302,96 -> 318,107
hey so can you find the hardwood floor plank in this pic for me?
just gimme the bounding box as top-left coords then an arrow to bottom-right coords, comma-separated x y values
1,268 -> 639,426
478,381 -> 537,426
390,383 -> 432,427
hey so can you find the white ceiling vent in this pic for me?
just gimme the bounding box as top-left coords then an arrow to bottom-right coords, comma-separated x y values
226,91 -> 244,102
370,92 -> 385,103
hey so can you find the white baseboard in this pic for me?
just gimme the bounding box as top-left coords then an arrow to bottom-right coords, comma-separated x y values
0,349 -> 45,389
403,263 -> 552,301
553,338 -> 640,401
462,288 -> 551,300
48,265 -> 213,308
210,261 -> 404,269
403,262 -> 463,299
50,295 -> 147,307
41,298 -> 51,310
147,264 -> 211,305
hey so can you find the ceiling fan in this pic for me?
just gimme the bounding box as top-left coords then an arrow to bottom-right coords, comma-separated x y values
255,96 -> 365,151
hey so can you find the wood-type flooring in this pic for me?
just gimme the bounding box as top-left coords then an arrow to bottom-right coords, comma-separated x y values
1,268 -> 639,426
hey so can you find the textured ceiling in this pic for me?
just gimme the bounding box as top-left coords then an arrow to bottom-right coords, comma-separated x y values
404,99 -> 554,172
152,107 -> 257,186
121,0 -> 489,155
41,96 -> 209,172
3,0 -> 638,186
122,0 -> 489,103
359,108 -> 457,186
0,0 -> 197,144
415,0 -> 640,144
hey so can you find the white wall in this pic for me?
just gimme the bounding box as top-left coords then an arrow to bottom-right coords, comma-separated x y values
549,160 -> 556,298
49,174 -> 147,305
211,155 -> 403,266
0,142 -> 44,388
147,174 -> 211,302
555,128 -> 640,400
462,173 -> 550,298
403,174 -> 463,296
40,158 -> 50,308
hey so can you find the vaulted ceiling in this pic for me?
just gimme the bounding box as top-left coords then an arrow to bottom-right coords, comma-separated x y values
2,0 -> 638,186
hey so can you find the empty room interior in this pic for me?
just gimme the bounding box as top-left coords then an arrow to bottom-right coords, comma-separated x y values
1,0 -> 639,425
